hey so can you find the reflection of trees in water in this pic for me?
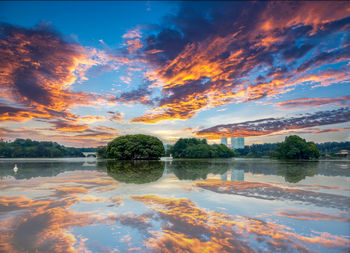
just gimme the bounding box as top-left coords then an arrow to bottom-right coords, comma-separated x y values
107,160 -> 164,184
0,159 -> 348,183
233,160 -> 350,178
168,161 -> 230,180
167,160 -> 326,183
276,162 -> 318,183
107,159 -> 348,183
231,160 -> 319,183
0,161 -> 106,179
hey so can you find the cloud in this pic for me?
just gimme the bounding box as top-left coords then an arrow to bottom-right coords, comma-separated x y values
107,111 -> 124,122
0,23 -> 122,129
80,115 -> 107,123
277,96 -> 350,108
123,2 -> 350,123
262,126 -> 350,137
0,101 -> 52,122
51,119 -> 90,132
0,23 -> 128,146
196,108 -> 350,139
0,123 -> 120,147
117,86 -> 154,106
0,23 -> 103,117
50,126 -> 119,146
122,29 -> 141,39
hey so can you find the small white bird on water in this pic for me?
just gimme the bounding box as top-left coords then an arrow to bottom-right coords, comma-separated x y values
13,164 -> 18,173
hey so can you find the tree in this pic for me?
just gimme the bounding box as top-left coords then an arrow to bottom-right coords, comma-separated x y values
97,146 -> 108,158
0,138 -> 84,158
168,138 -> 234,158
276,135 -> 320,160
106,134 -> 165,160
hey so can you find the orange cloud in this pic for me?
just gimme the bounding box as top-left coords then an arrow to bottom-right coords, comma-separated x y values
55,124 -> 90,132
0,24 -> 103,119
127,2 -> 350,123
80,115 -> 107,123
0,24 -> 123,145
257,2 -> 350,35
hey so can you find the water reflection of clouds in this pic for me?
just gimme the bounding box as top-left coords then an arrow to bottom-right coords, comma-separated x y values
1,160 -> 350,252
277,209 -> 350,223
0,171 -> 119,252
132,195 -> 350,252
196,180 -> 350,211
0,195 -> 107,252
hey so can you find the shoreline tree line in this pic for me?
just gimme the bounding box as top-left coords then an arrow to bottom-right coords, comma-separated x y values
1,135 -> 348,159
0,139 -> 86,158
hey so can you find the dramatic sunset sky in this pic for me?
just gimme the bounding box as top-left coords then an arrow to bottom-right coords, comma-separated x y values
0,1 -> 349,147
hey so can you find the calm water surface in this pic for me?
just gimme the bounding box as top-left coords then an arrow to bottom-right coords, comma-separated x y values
0,158 -> 349,252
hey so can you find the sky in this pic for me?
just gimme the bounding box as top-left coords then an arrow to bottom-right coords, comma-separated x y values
0,1 -> 349,147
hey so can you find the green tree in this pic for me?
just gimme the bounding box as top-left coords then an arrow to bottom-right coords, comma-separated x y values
107,134 -> 165,160
169,138 -> 234,158
97,146 -> 108,158
0,138 -> 84,158
276,135 -> 320,160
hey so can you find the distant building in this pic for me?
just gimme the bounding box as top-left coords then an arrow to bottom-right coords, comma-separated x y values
230,136 -> 245,149
221,137 -> 228,147
237,137 -> 245,149
230,137 -> 236,150
335,150 -> 349,157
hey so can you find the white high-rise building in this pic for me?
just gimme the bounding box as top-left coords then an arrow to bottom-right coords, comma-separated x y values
230,136 -> 245,149
221,137 -> 228,147
230,137 -> 236,150
237,137 -> 245,149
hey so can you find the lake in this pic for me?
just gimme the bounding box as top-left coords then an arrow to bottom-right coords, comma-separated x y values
0,158 -> 349,252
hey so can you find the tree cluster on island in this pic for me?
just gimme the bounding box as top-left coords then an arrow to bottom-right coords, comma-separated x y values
273,135 -> 320,160
98,136 -> 235,160
166,138 -> 235,159
100,134 -> 165,160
